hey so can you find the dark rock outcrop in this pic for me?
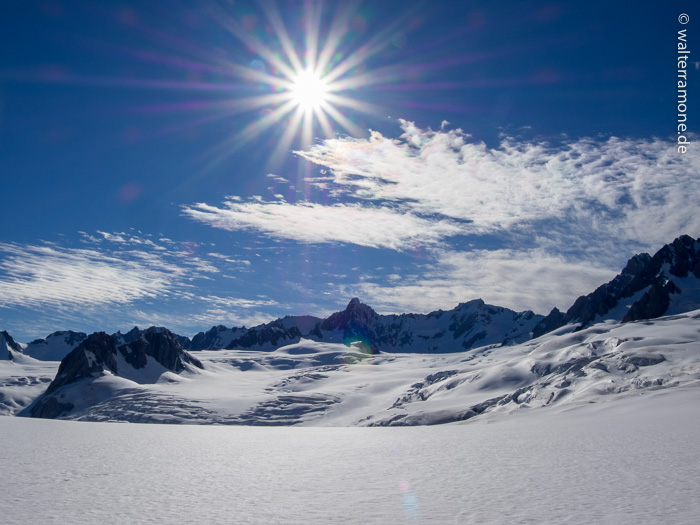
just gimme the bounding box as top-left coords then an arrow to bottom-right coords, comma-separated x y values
44,332 -> 118,396
121,327 -> 203,372
29,327 -> 203,419
225,322 -> 302,350
0,330 -> 23,360
622,278 -> 681,323
532,308 -> 566,339
533,235 -> 700,336
317,298 -> 382,352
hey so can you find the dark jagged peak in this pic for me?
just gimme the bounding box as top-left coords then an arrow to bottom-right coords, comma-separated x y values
653,234 -> 700,278
29,328 -> 203,419
533,235 -> 700,337
112,326 -> 143,346
532,308 -> 566,339
320,298 -> 379,332
456,298 -> 486,310
44,332 -> 118,396
121,326 -> 203,372
316,298 -> 381,352
621,252 -> 653,276
1,330 -> 23,360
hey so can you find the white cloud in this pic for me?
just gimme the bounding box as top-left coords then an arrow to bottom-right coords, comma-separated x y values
185,121 -> 699,259
295,121 -> 700,253
0,242 -> 185,310
0,235 -> 271,332
182,200 -> 462,250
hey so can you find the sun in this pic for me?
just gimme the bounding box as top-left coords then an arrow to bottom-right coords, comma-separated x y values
290,69 -> 329,111
184,1 -> 391,165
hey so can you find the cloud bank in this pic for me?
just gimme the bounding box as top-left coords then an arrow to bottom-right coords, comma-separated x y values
0,242 -> 184,310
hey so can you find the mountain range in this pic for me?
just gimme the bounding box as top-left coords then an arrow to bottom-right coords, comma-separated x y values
1,234 -> 699,424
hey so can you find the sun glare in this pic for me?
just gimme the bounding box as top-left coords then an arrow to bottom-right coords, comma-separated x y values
180,1 -> 406,166
290,69 -> 329,111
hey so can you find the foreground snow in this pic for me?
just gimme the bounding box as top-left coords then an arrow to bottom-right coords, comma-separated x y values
2,310 -> 699,523
1,388 -> 698,524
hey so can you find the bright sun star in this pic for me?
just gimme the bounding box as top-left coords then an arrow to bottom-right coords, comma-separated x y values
290,69 -> 329,111
198,2 -> 396,165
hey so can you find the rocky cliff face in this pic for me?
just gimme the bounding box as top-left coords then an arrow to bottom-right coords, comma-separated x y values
534,234 -> 700,336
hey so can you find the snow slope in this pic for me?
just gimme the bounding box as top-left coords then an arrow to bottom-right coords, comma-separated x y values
0,356 -> 56,415
4,309 -> 698,426
23,330 -> 87,361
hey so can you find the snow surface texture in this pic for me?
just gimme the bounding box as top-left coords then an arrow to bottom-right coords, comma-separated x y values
4,310 -> 700,426
1,389 -> 699,524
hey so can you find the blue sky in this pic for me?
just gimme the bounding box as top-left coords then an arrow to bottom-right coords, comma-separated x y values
1,0 -> 698,341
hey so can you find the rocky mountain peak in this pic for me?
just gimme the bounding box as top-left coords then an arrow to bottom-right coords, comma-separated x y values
621,253 -> 652,276
45,332 -> 118,396
320,298 -> 379,332
1,330 -> 23,359
655,234 -> 700,278
29,328 -> 203,419
533,234 -> 700,337
124,327 -> 203,372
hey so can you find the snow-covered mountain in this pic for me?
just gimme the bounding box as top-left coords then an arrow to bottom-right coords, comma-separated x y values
23,330 -> 87,361
2,308 -> 697,425
534,234 -> 700,336
26,327 -> 203,419
186,298 -> 542,354
309,297 -> 542,353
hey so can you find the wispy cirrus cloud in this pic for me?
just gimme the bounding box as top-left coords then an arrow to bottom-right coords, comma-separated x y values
0,233 -> 283,340
182,200 -> 463,250
0,242 -> 185,310
295,120 -> 700,254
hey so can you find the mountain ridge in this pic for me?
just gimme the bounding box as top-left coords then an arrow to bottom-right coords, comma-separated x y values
3,234 -> 700,359
533,234 -> 700,337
